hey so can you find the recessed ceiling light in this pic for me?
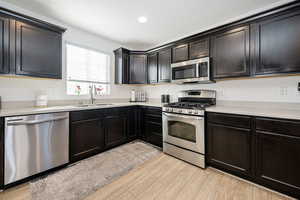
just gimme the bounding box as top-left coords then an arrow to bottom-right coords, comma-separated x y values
138,16 -> 147,23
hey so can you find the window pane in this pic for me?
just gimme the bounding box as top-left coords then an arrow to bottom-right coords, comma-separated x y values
66,43 -> 110,95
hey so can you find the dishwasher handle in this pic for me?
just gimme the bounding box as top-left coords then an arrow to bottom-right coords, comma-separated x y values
6,116 -> 68,126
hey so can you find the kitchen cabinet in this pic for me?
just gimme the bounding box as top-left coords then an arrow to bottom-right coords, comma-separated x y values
255,118 -> 300,197
207,113 -> 253,177
0,118 -> 3,188
114,48 -> 130,84
189,38 -> 209,60
211,25 -> 250,79
158,48 -> 171,82
70,111 -> 105,162
143,107 -> 162,147
207,112 -> 300,198
104,108 -> 128,148
128,106 -> 142,141
14,20 -> 63,79
0,14 -> 10,74
252,9 -> 300,76
172,44 -> 188,63
129,53 -> 147,84
147,52 -> 158,84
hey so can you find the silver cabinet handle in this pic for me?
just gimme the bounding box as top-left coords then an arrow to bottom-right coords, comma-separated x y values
7,116 -> 68,126
163,112 -> 203,120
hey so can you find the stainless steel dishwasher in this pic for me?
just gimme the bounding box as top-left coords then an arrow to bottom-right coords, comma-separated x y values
4,112 -> 69,185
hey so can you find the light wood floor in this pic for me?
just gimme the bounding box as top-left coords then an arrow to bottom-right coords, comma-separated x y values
0,153 -> 294,200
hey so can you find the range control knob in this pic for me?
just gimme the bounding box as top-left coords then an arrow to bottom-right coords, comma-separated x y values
188,110 -> 192,114
177,109 -> 182,113
193,110 -> 198,115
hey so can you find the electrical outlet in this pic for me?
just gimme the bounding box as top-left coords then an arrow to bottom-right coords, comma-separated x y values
280,87 -> 288,96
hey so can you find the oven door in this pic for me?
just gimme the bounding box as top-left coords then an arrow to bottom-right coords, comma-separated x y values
162,112 -> 204,154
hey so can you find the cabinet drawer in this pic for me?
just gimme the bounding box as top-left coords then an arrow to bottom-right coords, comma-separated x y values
70,109 -> 105,122
256,118 -> 300,137
207,112 -> 251,129
143,107 -> 162,116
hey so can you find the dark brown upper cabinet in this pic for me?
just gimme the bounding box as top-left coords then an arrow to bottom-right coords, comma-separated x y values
158,48 -> 171,82
211,25 -> 250,79
129,53 -> 147,84
114,48 -> 130,84
14,21 -> 62,79
0,14 -> 10,74
189,38 -> 209,60
172,44 -> 188,63
251,9 -> 300,76
147,52 -> 158,84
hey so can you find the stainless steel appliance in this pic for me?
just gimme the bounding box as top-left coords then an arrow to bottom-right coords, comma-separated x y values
171,57 -> 213,84
163,90 -> 216,168
4,112 -> 69,185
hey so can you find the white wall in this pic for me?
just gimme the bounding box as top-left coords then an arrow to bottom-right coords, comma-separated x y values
142,76 -> 300,103
0,1 -> 135,102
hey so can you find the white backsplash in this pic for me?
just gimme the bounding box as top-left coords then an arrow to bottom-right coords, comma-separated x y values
141,76 -> 300,103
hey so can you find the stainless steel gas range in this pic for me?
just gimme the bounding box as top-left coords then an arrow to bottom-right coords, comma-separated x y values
162,90 -> 216,168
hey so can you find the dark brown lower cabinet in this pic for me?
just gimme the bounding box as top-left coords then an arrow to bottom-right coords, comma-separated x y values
104,113 -> 128,148
207,112 -> 300,198
207,123 -> 252,177
70,118 -> 104,162
142,107 -> 162,147
0,118 -> 3,188
256,132 -> 300,197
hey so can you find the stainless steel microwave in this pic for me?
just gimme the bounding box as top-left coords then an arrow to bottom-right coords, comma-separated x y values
171,57 -> 213,84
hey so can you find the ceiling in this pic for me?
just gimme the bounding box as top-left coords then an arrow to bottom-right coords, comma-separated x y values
2,0 -> 293,50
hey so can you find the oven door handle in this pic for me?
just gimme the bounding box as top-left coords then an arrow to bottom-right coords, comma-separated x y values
163,112 -> 203,120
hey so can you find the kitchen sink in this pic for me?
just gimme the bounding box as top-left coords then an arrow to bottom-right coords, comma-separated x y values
75,103 -> 113,107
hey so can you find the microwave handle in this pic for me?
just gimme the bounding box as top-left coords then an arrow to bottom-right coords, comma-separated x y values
196,63 -> 200,77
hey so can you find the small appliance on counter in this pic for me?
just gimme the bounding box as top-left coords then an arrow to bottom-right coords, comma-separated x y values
162,89 -> 216,168
161,94 -> 170,104
35,94 -> 48,107
130,90 -> 147,102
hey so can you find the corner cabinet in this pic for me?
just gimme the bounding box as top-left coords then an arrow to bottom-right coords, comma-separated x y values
251,9 -> 300,76
129,53 -> 147,84
14,21 -> 62,78
114,48 -> 130,84
0,14 -> 10,74
211,25 -> 250,79
158,48 -> 171,83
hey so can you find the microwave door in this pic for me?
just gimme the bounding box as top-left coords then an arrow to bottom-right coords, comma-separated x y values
172,64 -> 197,83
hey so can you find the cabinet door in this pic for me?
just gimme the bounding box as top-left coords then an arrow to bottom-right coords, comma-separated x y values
0,118 -> 3,188
172,44 -> 188,63
114,48 -> 129,84
128,107 -> 140,140
147,52 -> 158,84
212,26 -> 250,78
129,54 -> 147,84
70,118 -> 104,162
189,38 -> 209,60
104,114 -> 127,148
207,123 -> 252,177
0,15 -> 9,74
252,10 -> 300,75
145,121 -> 162,147
15,21 -> 62,79
158,48 -> 171,82
256,131 -> 300,197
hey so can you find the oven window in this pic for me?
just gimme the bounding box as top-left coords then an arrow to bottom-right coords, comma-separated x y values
168,121 -> 196,142
172,65 -> 196,80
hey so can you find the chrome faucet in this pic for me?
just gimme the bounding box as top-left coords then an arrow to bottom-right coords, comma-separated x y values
89,84 -> 96,104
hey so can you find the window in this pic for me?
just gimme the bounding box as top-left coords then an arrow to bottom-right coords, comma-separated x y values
66,43 -> 110,95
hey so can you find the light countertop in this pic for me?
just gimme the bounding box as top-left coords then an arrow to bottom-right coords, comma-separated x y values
0,102 -> 163,117
206,101 -> 300,120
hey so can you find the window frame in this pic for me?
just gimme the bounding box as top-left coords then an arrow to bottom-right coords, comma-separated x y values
65,41 -> 111,96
